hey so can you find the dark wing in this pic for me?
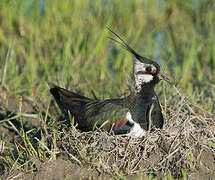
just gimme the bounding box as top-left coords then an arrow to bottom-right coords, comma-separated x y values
50,86 -> 129,131
83,98 -> 129,131
151,97 -> 164,129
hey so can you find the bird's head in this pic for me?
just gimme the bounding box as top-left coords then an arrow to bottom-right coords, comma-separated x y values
108,28 -> 171,93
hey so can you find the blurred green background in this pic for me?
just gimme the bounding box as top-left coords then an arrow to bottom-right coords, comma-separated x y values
0,0 -> 214,111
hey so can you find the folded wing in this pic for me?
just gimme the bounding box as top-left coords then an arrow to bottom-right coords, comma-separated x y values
50,86 -> 130,132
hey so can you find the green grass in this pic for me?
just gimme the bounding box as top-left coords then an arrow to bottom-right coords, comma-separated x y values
0,0 -> 215,179
0,0 -> 214,99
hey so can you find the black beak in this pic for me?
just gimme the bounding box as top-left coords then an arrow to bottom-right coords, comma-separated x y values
157,72 -> 172,84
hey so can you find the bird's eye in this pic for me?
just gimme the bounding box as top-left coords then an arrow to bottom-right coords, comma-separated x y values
145,66 -> 152,72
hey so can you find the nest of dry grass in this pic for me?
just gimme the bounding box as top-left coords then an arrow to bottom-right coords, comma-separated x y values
1,86 -> 214,178
54,87 -> 215,178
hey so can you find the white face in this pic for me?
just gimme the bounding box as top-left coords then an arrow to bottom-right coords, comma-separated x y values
133,59 -> 157,92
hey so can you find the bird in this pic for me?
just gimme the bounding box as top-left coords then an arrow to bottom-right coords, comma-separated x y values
50,29 -> 171,138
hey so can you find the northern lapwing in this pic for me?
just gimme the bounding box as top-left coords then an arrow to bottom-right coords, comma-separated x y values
50,29 -> 171,138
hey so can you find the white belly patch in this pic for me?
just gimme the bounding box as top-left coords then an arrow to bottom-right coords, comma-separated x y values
126,112 -> 146,138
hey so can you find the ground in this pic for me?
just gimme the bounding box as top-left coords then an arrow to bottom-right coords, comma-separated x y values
0,86 -> 215,179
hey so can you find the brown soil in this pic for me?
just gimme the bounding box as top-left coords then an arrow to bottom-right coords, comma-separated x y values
2,152 -> 215,180
3,159 -> 101,180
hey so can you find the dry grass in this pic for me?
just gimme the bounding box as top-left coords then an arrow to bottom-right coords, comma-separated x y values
40,86 -> 214,178
0,86 -> 215,179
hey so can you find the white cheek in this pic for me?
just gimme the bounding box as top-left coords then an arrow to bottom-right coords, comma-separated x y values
136,74 -> 153,83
